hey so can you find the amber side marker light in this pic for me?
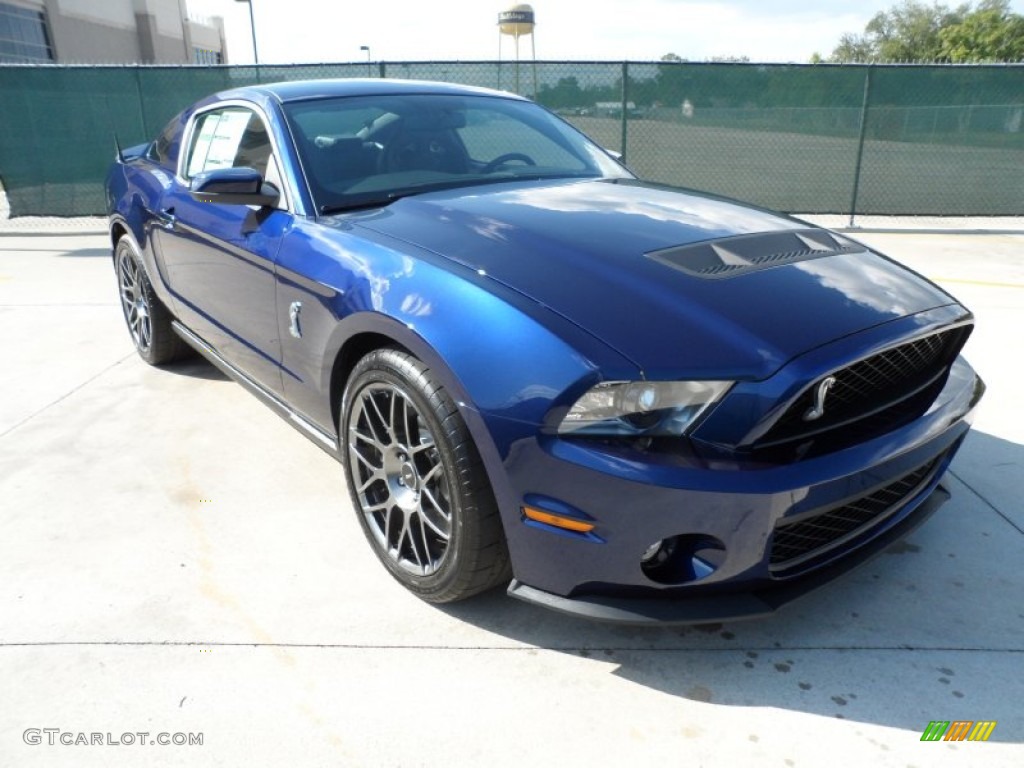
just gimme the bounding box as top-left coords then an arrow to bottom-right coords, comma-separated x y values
522,506 -> 595,533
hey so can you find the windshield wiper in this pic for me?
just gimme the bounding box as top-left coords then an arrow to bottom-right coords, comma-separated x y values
318,173 -> 601,215
319,196 -> 401,215
320,183 -> 481,215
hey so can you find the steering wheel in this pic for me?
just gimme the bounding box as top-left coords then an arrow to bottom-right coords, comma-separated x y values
481,152 -> 536,173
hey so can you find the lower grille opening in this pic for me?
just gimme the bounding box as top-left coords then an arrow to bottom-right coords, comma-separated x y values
769,457 -> 941,574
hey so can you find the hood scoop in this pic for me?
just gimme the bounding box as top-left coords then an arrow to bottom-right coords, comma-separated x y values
647,229 -> 865,279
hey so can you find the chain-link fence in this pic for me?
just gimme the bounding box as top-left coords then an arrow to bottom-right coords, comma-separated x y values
1,61 -> 1021,218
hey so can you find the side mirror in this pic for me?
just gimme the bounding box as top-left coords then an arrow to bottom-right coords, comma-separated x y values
190,167 -> 280,207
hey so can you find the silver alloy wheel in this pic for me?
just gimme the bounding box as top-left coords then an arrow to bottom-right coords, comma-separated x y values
347,382 -> 452,576
118,250 -> 152,351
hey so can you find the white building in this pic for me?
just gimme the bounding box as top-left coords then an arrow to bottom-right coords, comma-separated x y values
0,0 -> 227,64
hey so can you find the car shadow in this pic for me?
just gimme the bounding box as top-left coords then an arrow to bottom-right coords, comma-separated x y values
160,356 -> 230,382
53,247 -> 112,258
0,244 -> 110,256
438,428 -> 1024,738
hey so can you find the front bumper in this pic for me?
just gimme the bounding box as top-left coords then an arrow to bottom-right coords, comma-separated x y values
508,483 -> 950,625
494,355 -> 983,624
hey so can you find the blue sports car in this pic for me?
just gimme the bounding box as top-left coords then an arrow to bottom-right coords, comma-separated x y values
106,79 -> 984,623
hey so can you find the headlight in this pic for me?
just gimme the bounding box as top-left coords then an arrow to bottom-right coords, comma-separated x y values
558,380 -> 732,437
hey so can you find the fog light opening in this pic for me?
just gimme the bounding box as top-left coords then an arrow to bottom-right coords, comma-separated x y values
640,534 -> 725,585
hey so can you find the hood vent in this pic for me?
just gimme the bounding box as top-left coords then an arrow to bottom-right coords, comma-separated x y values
647,229 -> 865,279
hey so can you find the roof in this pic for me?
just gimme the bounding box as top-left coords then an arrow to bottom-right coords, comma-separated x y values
217,78 -> 524,105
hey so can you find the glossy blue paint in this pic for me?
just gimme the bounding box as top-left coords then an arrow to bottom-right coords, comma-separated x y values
357,179 -> 955,379
106,78 -> 985,622
154,186 -> 291,393
272,216 -> 638,436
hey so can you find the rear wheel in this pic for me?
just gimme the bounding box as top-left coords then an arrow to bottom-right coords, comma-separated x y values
341,348 -> 511,603
115,238 -> 188,365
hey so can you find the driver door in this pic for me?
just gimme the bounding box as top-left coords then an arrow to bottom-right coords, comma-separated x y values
154,104 -> 292,395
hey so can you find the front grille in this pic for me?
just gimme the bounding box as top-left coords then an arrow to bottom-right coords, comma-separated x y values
769,458 -> 939,572
757,326 -> 968,449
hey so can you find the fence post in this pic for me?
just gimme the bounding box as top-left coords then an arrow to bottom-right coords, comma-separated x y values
620,61 -> 629,162
848,66 -> 873,227
378,61 -> 387,79
132,67 -> 148,139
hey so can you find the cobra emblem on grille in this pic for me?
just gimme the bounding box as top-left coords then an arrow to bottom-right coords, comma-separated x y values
803,375 -> 837,422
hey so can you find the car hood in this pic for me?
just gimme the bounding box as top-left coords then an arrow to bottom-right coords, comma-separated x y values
355,178 -> 956,379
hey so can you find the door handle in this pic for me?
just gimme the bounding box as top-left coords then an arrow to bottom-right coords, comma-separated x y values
156,207 -> 176,231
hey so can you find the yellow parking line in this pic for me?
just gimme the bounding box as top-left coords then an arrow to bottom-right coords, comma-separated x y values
928,276 -> 1024,289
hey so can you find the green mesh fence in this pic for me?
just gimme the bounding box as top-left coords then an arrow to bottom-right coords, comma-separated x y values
0,62 -> 1021,217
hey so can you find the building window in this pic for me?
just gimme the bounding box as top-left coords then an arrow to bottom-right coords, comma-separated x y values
0,2 -> 53,63
193,47 -> 222,65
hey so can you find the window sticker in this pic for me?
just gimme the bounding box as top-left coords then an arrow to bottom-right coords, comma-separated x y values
187,110 -> 252,177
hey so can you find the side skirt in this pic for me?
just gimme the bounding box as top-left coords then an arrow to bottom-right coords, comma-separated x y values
171,321 -> 342,461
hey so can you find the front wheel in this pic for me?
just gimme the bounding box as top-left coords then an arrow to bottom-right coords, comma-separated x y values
341,348 -> 511,603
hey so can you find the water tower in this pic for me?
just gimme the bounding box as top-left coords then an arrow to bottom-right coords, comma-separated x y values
497,4 -> 537,97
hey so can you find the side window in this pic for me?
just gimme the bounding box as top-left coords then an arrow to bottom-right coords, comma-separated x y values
183,106 -> 286,208
147,116 -> 180,169
185,107 -> 275,182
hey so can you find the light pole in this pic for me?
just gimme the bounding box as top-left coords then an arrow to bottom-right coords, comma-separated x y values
235,0 -> 258,64
360,45 -> 372,76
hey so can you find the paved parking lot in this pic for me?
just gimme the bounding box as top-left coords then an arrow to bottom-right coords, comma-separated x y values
1,225 -> 1022,766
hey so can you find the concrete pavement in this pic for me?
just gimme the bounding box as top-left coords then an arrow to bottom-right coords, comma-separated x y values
0,228 -> 1022,766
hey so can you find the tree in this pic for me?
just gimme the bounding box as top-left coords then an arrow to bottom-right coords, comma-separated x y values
865,0 -> 964,60
827,0 -> 1024,62
830,32 -> 878,61
939,0 -> 1024,60
537,76 -> 585,109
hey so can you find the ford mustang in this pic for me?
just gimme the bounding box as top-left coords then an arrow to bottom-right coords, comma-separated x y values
106,79 -> 984,623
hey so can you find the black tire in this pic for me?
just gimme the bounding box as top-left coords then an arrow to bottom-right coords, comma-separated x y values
341,348 -> 511,603
114,238 -> 188,365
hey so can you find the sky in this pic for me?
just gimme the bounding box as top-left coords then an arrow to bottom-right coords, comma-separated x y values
187,0 -> 1024,65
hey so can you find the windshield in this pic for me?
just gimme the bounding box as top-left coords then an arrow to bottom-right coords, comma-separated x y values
282,93 -> 632,213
